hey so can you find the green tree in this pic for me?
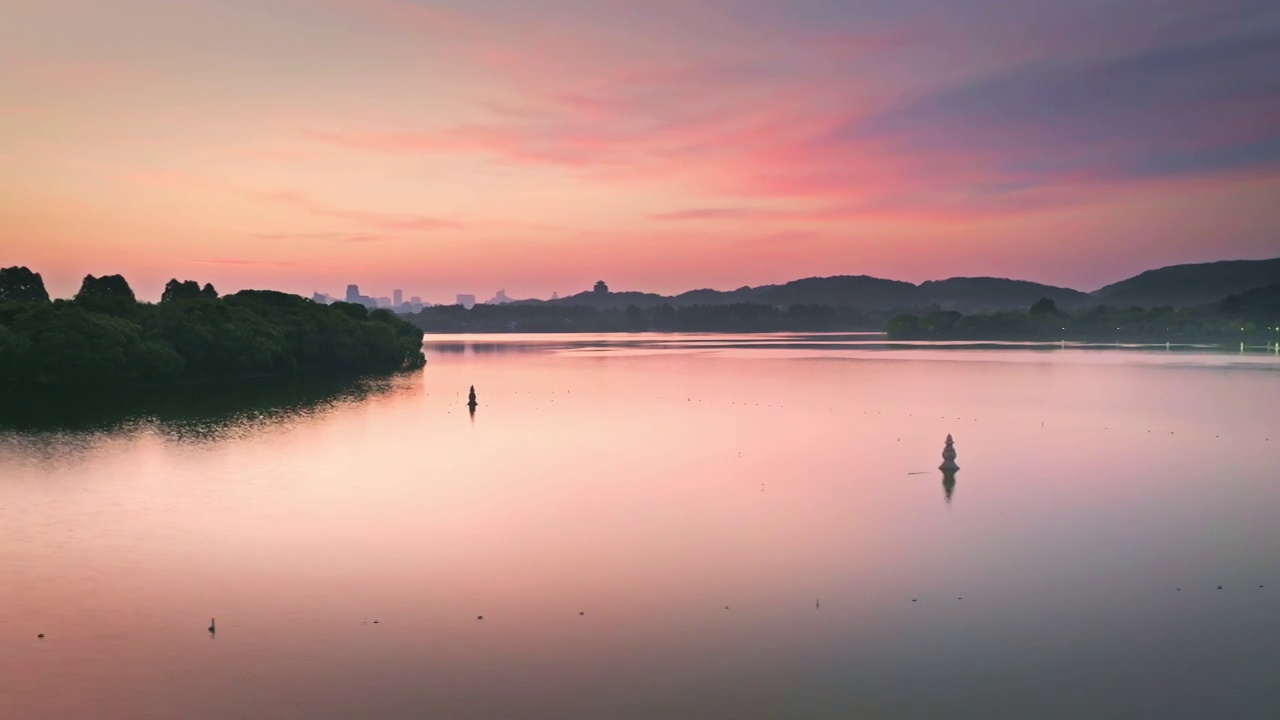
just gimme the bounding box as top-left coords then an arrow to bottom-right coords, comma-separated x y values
1029,297 -> 1060,316
161,279 -> 213,303
0,266 -> 51,303
75,274 -> 137,315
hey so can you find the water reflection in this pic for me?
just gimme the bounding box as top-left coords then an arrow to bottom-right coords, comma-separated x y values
942,469 -> 957,503
2,337 -> 1278,720
0,374 -> 408,438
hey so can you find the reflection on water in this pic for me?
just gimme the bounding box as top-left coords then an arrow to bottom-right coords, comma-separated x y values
1,336 -> 1278,720
0,375 -> 403,438
942,470 -> 957,503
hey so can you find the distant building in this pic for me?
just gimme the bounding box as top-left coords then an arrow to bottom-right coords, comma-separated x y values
550,292 -> 559,300
410,296 -> 421,304
594,280 -> 609,295
457,294 -> 476,309
343,284 -> 377,308
486,289 -> 511,304
393,289 -> 403,306
376,297 -> 392,308
312,292 -> 336,305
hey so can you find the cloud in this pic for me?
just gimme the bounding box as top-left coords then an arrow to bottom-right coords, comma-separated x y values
250,231 -> 385,243
649,207 -> 773,221
191,258 -> 299,267
302,0 -> 1280,227
847,27 -> 1280,182
256,190 -> 462,231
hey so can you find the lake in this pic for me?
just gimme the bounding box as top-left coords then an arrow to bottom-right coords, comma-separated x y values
2,334 -> 1278,719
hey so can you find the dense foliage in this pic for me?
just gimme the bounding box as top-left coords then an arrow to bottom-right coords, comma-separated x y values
0,268 -> 425,388
885,290 -> 1280,343
410,302 -> 880,333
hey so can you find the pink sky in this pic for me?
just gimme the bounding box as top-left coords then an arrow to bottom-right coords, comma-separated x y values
3,0 -> 1278,302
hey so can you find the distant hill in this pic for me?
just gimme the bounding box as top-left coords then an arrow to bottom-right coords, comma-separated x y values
918,277 -> 1091,311
1092,258 -> 1280,308
495,257 -> 1277,312
1224,283 -> 1280,321
529,275 -> 1083,312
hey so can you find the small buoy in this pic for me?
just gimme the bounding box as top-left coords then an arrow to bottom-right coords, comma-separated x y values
912,598 -> 917,602
37,633 -> 44,639
1217,586 -> 1223,590
477,615 -> 484,620
579,611 -> 585,616
724,605 -> 729,610
372,620 -> 379,624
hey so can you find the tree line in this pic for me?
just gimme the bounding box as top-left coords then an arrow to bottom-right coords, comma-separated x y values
885,292 -> 1280,343
407,289 -> 1280,344
410,302 -> 880,333
0,267 -> 425,389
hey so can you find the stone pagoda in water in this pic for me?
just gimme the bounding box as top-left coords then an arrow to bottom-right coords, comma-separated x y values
940,434 -> 959,503
467,386 -> 478,408
939,434 -> 959,472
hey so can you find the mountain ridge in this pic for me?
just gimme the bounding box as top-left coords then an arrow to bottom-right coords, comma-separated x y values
494,256 -> 1278,312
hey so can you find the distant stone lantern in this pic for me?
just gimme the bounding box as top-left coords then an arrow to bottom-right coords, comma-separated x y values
467,386 -> 478,408
940,434 -> 959,472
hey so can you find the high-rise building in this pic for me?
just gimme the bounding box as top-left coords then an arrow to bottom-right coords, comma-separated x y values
456,294 -> 476,309
393,289 -> 403,306
486,289 -> 511,304
346,284 -> 361,303
410,296 -> 421,304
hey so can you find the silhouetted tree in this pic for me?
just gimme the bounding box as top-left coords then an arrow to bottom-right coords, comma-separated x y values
76,274 -> 135,301
1029,297 -> 1060,316
0,266 -> 51,303
161,279 -> 206,303
74,274 -> 137,315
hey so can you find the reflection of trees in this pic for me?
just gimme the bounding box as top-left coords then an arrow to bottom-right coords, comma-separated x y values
0,374 -> 405,437
423,341 -> 548,355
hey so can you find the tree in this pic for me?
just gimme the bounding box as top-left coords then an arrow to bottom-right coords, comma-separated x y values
885,314 -> 921,339
0,266 -> 51,303
1029,297 -> 1060,316
161,279 -> 205,303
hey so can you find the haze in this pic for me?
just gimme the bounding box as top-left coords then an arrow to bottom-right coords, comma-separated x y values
3,0 -> 1279,302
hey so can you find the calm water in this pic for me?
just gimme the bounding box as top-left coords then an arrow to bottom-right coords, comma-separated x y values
3,334 -> 1279,719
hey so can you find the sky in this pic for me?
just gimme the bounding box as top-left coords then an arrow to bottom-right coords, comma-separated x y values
2,0 -> 1278,303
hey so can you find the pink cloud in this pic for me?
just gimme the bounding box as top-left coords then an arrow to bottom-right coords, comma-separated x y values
256,190 -> 462,231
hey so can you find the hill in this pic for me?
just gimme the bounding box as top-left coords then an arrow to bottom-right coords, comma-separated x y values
1092,257 -> 1280,308
528,275 -> 1083,312
917,277 -> 1092,311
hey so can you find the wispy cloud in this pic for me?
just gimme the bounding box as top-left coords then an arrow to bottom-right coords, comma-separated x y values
250,231 -> 386,243
648,207 -> 771,221
191,258 -> 299,267
255,190 -> 462,231
305,0 -> 1280,226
